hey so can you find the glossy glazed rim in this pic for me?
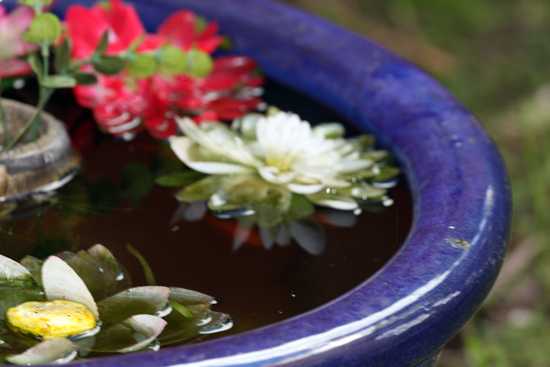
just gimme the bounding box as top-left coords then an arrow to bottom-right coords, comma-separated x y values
27,0 -> 511,366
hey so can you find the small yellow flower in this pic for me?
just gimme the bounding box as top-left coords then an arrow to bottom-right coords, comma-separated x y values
7,300 -> 97,339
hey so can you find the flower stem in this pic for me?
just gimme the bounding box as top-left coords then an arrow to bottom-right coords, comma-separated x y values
6,88 -> 53,150
0,82 -> 8,150
6,40 -> 53,150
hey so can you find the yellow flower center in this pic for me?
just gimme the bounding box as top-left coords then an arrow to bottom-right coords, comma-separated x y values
6,300 -> 97,339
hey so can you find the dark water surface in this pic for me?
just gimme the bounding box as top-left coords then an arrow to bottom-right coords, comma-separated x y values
0,81 -> 413,339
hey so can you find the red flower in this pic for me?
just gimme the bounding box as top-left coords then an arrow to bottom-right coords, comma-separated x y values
66,0 -> 145,60
157,10 -> 223,53
0,6 -> 37,78
67,0 -> 264,140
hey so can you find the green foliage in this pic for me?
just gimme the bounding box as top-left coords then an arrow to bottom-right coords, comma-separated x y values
18,0 -> 53,8
158,46 -> 213,77
127,53 -> 158,79
23,13 -> 62,45
92,55 -> 127,75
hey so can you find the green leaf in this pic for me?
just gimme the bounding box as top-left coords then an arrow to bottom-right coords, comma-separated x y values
96,31 -> 110,56
42,75 -> 77,89
54,39 -> 71,73
170,301 -> 193,319
93,55 -> 126,75
127,53 -> 158,79
158,45 -> 188,75
18,0 -> 53,7
74,72 -> 98,86
176,176 -> 224,203
27,54 -> 43,79
194,16 -> 208,34
287,194 -> 315,220
184,49 -> 213,78
23,13 -> 62,45
155,171 -> 204,188
373,166 -> 400,182
0,286 -> 43,321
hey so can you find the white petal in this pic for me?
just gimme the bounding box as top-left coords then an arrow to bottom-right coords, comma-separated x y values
118,315 -> 167,353
42,256 -> 98,319
337,159 -> 372,173
311,197 -> 359,211
287,183 -> 324,195
169,136 -> 251,175
176,117 -> 258,166
0,254 -> 32,283
6,338 -> 78,365
258,166 -> 296,184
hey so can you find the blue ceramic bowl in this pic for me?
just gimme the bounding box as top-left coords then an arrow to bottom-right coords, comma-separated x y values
20,1 -> 512,366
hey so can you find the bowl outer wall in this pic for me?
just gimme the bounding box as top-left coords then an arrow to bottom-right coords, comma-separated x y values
27,0 -> 511,366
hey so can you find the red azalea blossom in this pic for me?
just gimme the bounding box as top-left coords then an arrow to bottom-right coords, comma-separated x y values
66,0 -> 264,139
0,6 -> 38,78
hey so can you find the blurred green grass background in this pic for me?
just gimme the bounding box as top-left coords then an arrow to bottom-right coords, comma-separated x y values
285,1 -> 550,366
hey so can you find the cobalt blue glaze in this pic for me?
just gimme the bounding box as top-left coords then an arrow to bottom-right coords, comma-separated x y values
12,0 -> 511,366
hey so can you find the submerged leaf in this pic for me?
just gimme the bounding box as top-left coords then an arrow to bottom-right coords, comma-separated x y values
93,315 -> 167,353
98,286 -> 170,325
41,256 -> 99,319
6,338 -> 78,366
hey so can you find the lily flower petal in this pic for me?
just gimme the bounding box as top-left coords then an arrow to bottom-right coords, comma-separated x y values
287,183 -> 325,195
94,314 -> 167,353
0,254 -> 32,284
170,287 -> 215,306
42,256 -> 99,319
169,136 -> 252,175
98,286 -> 171,325
6,338 -> 78,366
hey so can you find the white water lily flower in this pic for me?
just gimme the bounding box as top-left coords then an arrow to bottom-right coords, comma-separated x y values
0,245 -> 231,365
170,112 -> 375,209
